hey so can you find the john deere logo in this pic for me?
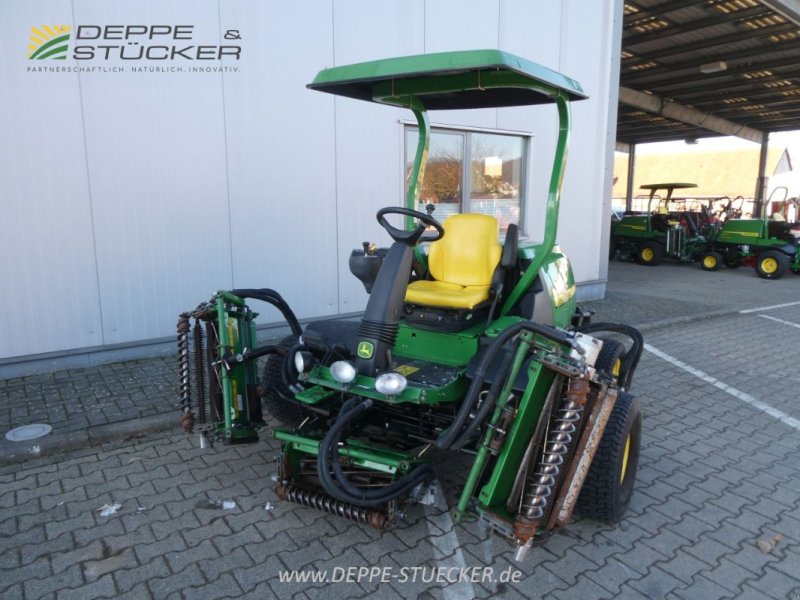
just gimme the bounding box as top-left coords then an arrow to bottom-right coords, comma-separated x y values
28,25 -> 71,60
357,341 -> 374,359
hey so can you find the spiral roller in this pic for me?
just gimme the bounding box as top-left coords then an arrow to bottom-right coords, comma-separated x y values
275,483 -> 388,529
514,379 -> 589,543
192,320 -> 207,425
177,314 -> 194,432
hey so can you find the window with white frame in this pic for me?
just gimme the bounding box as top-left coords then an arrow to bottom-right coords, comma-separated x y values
404,126 -> 528,233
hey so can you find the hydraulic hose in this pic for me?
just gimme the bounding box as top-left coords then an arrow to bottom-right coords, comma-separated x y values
437,320 -> 575,450
230,288 -> 302,336
317,398 -> 434,507
450,352 -> 514,451
576,322 -> 643,390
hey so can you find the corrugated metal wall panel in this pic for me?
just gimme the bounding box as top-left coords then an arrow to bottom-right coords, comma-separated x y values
0,1 -> 104,359
423,0 -> 500,130
332,0 -> 425,314
74,0 -> 233,345
558,0 -> 620,283
221,0 -> 339,324
497,0 -> 564,245
0,0 -> 617,363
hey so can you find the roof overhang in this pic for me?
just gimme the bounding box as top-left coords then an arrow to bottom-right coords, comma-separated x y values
618,0 -> 800,145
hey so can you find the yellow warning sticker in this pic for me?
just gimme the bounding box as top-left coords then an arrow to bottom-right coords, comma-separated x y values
394,365 -> 420,376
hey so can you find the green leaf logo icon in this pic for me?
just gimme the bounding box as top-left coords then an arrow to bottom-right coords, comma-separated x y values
357,341 -> 374,359
28,25 -> 71,60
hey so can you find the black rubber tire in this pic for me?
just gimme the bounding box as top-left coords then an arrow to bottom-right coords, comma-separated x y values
635,241 -> 664,266
577,391 -> 642,524
594,337 -> 627,380
609,238 -> 616,261
755,250 -> 789,280
260,334 -> 305,426
700,251 -> 722,272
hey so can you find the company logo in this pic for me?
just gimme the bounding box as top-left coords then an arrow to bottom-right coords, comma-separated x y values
357,341 -> 374,360
28,25 -> 71,60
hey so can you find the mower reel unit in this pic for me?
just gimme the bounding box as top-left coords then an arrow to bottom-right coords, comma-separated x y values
611,183 -> 708,266
177,50 -> 645,561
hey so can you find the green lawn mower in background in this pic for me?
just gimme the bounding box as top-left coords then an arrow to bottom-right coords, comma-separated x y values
610,182 -> 707,266
699,214 -> 800,278
176,50 -> 644,561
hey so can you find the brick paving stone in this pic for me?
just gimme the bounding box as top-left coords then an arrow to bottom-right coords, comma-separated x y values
584,555 -> 644,595
674,575 -> 737,600
148,564 -> 205,598
541,547 -> 601,587
56,573 -> 116,600
551,573 -> 614,600
655,548 -> 714,586
24,563 -> 83,600
3,265 -> 800,599
198,545 -> 255,583
628,566 -> 688,599
114,557 -> 171,593
134,530 -> 188,564
279,539 -> 333,572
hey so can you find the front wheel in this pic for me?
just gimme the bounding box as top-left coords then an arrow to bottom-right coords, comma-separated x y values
755,250 -> 789,280
635,241 -> 664,266
260,334 -> 306,426
700,251 -> 722,271
577,392 -> 642,523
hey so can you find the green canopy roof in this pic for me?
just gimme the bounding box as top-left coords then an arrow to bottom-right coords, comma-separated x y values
308,49 -> 587,109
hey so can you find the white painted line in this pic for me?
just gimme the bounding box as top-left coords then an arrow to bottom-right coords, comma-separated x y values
756,314 -> 800,330
739,300 -> 800,314
425,486 -> 475,600
644,343 -> 800,432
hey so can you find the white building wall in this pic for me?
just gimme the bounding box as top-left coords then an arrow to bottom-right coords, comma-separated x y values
0,0 -> 622,367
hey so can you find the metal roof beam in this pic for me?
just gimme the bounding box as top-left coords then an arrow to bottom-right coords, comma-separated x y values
623,21 -> 797,66
642,54 -> 800,92
761,0 -> 800,25
622,45 -> 800,87
619,86 -> 766,143
657,66 -> 800,99
623,5 -> 768,48
689,86 -> 800,107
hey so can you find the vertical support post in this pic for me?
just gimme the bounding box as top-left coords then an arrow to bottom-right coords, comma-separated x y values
626,143 -> 636,212
754,133 -> 769,219
216,295 -> 234,439
405,100 -> 430,230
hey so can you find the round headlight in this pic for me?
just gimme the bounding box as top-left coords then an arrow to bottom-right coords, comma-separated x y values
375,372 -> 407,396
330,360 -> 357,384
294,350 -> 314,374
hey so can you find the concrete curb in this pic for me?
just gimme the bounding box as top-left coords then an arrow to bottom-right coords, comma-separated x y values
0,413 -> 176,466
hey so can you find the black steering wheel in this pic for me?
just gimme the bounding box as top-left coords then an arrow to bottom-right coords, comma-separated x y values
376,206 -> 445,245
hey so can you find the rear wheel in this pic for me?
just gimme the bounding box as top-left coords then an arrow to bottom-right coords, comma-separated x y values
635,241 -> 664,266
755,250 -> 789,280
700,251 -> 722,271
260,334 -> 305,426
577,392 -> 641,523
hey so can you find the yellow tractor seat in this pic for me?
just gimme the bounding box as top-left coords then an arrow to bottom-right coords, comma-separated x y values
405,213 -> 502,310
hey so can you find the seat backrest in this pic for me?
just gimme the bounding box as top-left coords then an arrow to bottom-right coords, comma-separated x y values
428,214 -> 502,287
